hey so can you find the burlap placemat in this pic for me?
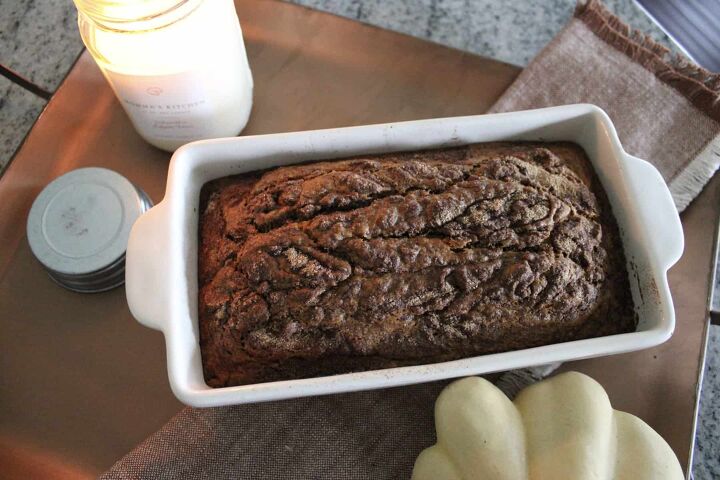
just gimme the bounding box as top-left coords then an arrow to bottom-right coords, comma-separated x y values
102,1 -> 719,478
491,0 -> 720,212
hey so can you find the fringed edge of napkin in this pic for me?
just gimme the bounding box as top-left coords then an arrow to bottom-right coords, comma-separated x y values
576,0 -> 720,122
576,0 -> 720,212
671,135 -> 720,211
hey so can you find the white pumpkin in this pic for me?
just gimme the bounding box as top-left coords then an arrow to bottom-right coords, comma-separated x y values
412,371 -> 683,480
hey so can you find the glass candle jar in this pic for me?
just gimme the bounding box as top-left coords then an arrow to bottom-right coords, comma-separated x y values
74,0 -> 253,151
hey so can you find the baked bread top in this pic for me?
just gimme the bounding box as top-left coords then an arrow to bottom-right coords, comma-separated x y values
198,142 -> 636,387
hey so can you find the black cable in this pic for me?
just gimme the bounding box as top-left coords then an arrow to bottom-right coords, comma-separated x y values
0,63 -> 52,100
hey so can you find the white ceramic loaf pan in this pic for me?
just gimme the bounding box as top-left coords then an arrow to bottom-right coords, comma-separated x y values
126,104 -> 684,407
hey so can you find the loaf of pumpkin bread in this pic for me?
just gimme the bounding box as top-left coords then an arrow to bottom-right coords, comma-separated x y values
198,142 -> 636,387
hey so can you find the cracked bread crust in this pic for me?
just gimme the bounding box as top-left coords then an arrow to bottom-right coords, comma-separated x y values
198,142 -> 636,387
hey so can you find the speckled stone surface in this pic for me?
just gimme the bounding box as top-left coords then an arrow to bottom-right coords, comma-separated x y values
0,0 -> 81,169
0,0 -> 83,92
695,326 -> 720,479
0,76 -> 45,172
715,259 -> 720,312
289,0 -> 677,66
0,0 -> 718,475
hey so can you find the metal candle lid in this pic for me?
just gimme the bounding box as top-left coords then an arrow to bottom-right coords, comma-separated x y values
27,167 -> 152,293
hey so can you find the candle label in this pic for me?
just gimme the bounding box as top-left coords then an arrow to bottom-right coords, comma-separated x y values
104,68 -> 219,141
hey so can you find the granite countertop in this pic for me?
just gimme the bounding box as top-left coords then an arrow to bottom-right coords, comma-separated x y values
0,0 -> 717,477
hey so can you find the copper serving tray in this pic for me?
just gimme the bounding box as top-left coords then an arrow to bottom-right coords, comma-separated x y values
0,1 -> 716,477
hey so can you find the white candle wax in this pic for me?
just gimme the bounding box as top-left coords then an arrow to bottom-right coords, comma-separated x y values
75,0 -> 253,151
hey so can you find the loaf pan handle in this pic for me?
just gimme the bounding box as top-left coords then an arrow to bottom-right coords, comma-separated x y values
125,203 -> 169,332
624,154 -> 684,270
